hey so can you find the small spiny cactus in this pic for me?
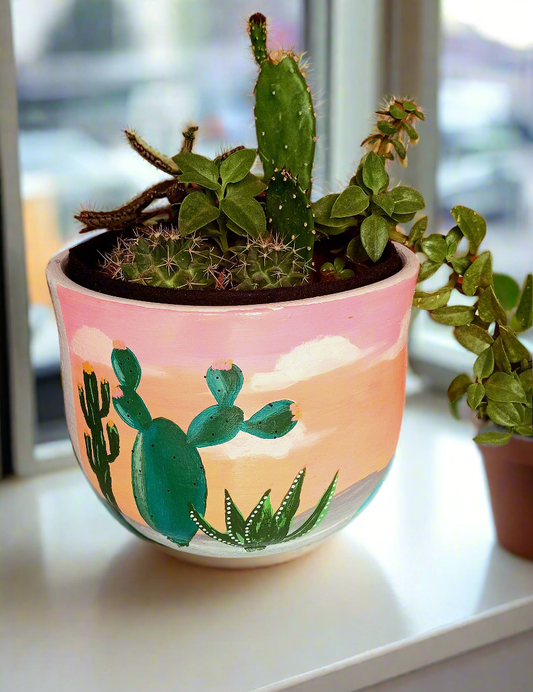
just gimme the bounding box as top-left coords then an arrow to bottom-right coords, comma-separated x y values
230,236 -> 310,290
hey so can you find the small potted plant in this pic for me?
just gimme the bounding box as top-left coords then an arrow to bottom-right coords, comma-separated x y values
47,12 -> 531,567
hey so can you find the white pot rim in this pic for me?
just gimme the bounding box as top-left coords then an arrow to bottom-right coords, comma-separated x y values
47,241 -> 420,314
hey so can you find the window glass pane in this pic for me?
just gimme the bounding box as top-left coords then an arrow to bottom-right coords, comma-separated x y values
439,0 -> 533,282
11,0 -> 306,447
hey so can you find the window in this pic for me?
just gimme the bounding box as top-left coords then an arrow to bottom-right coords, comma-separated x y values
9,0 -> 308,469
410,0 -> 533,381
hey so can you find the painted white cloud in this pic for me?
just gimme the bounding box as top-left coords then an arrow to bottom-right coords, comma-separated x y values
249,336 -> 370,392
220,422 -> 337,460
70,326 -> 113,366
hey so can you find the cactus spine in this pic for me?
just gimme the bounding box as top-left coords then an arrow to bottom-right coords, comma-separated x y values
110,346 -> 300,546
79,363 -> 120,508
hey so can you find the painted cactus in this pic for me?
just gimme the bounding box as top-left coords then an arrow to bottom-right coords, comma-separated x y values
110,346 -> 300,546
249,12 -> 316,258
79,363 -> 120,508
190,468 -> 339,552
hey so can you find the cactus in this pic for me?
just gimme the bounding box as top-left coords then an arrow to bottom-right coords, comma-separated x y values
78,363 -> 120,508
265,168 -> 315,261
100,230 -> 224,288
248,13 -> 316,196
110,346 -> 301,546
248,13 -> 317,260
189,468 -> 339,552
230,236 -> 310,290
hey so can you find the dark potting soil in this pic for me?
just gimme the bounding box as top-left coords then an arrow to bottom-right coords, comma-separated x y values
67,230 -> 404,307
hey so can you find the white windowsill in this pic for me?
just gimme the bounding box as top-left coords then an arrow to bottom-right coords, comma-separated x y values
2,392 -> 533,692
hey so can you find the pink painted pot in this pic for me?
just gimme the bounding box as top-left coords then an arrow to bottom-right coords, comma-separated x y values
47,243 -> 419,567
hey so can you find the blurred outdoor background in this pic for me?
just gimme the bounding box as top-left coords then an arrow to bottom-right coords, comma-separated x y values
9,0 -> 533,443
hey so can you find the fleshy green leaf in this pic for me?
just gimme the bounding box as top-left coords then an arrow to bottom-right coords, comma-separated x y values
220,148 -> 257,187
420,234 -> 447,263
391,138 -> 406,159
445,226 -> 463,258
473,431 -> 512,446
372,192 -> 395,217
413,288 -> 452,310
493,273 -> 520,311
448,374 -> 472,403
515,425 -> 533,436
362,152 -> 389,195
175,152 -> 221,192
220,196 -> 266,238
499,327 -> 531,363
513,274 -> 533,331
390,104 -> 407,119
378,121 -> 397,135
360,213 -> 390,262
451,206 -> 487,253
403,121 -> 419,140
486,400 -> 523,427
519,369 -> 532,394
226,172 -> 267,198
431,305 -> 476,326
478,286 -> 507,325
178,191 -> 220,236
467,382 -> 486,410
492,337 -> 512,375
408,216 -> 428,246
387,186 -> 425,215
485,372 -> 527,404
454,324 -> 494,354
312,194 -> 352,228
418,259 -> 443,282
462,251 -> 493,296
331,185 -> 369,218
473,348 -> 495,381
450,256 -> 472,275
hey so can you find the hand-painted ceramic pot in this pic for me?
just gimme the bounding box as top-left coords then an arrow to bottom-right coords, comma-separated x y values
47,243 -> 419,568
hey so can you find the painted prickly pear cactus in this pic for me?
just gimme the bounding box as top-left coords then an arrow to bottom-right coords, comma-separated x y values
78,363 -> 120,508
189,468 -> 338,552
109,344 -> 300,546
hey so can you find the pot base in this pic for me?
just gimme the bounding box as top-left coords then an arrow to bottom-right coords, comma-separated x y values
153,541 -> 324,569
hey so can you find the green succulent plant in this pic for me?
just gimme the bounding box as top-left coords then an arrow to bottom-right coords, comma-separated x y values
74,11 -> 532,444
189,468 -> 338,552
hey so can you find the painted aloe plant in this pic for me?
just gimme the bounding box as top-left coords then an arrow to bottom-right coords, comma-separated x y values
109,345 -> 300,546
189,468 -> 339,552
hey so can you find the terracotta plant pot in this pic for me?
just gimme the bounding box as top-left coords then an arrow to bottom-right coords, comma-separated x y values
46,242 -> 418,568
478,435 -> 533,560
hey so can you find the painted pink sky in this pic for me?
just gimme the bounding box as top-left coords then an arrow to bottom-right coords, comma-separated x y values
56,248 -> 418,374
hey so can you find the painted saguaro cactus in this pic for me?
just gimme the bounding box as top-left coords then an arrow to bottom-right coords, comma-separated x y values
110,345 -> 300,546
190,468 -> 339,552
78,363 -> 120,508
